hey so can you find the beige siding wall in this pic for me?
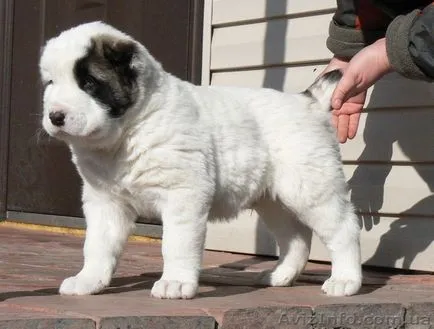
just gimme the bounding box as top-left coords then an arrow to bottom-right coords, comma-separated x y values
203,0 -> 434,271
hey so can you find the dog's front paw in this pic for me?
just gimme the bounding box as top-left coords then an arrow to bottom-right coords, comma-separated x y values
59,275 -> 108,296
321,277 -> 361,296
151,280 -> 198,299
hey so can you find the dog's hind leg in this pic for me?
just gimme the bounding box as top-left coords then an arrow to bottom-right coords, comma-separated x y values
254,199 -> 312,287
274,177 -> 362,296
301,198 -> 362,296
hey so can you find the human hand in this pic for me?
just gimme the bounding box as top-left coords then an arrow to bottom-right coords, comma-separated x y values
322,57 -> 366,143
324,38 -> 393,142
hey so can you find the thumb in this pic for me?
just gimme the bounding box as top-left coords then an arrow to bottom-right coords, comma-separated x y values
331,75 -> 356,110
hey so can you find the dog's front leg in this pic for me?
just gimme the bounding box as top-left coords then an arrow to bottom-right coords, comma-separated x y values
151,192 -> 209,299
59,197 -> 135,295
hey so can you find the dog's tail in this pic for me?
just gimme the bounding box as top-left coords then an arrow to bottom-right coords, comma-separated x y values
303,69 -> 343,111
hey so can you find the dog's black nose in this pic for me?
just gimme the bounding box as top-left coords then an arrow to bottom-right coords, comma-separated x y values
49,111 -> 65,127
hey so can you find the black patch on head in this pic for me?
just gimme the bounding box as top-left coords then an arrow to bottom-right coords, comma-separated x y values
302,88 -> 313,98
321,69 -> 343,84
302,69 -> 343,103
74,35 -> 138,118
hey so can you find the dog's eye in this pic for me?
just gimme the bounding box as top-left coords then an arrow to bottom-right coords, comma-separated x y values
44,80 -> 53,87
83,76 -> 97,92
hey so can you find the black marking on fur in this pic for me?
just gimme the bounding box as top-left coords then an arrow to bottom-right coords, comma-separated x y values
321,69 -> 343,84
303,69 -> 343,106
74,35 -> 138,118
302,88 -> 314,98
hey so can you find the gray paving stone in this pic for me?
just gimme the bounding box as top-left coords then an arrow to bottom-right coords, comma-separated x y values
313,303 -> 405,329
0,318 -> 95,329
405,303 -> 434,329
221,306 -> 314,329
100,316 -> 216,329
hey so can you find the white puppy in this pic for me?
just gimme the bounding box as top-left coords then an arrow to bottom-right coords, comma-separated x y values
39,22 -> 362,299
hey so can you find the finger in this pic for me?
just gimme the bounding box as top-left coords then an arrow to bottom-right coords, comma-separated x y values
331,113 -> 339,130
331,109 -> 340,116
347,113 -> 361,139
337,102 -> 364,115
332,76 -> 356,110
337,114 -> 350,143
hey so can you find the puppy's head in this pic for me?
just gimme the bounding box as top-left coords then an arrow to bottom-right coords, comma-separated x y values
39,22 -> 154,148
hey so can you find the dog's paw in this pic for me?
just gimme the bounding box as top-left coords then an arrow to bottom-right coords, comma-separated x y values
150,280 -> 198,299
59,275 -> 108,296
321,277 -> 361,296
257,267 -> 298,287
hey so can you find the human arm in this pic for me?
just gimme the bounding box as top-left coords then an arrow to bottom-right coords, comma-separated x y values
324,0 -> 391,142
386,3 -> 434,80
325,2 -> 434,143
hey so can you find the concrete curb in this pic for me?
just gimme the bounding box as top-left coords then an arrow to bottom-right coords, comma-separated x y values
0,319 -> 96,329
99,316 -> 217,329
1,303 -> 433,329
220,303 -> 432,329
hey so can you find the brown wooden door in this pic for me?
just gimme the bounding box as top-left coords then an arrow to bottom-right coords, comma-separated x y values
4,0 -> 203,220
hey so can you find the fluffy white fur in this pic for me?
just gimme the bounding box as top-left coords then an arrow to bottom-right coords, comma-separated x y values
39,22 -> 362,299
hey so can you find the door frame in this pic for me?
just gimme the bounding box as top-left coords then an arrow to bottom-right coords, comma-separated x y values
0,0 -> 14,219
187,0 -> 205,85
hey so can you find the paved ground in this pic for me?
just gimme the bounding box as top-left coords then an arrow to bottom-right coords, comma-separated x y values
0,223 -> 433,328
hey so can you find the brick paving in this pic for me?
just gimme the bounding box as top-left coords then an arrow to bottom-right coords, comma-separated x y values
0,224 -> 433,328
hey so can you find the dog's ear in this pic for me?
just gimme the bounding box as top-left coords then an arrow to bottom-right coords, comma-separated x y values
102,38 -> 136,67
